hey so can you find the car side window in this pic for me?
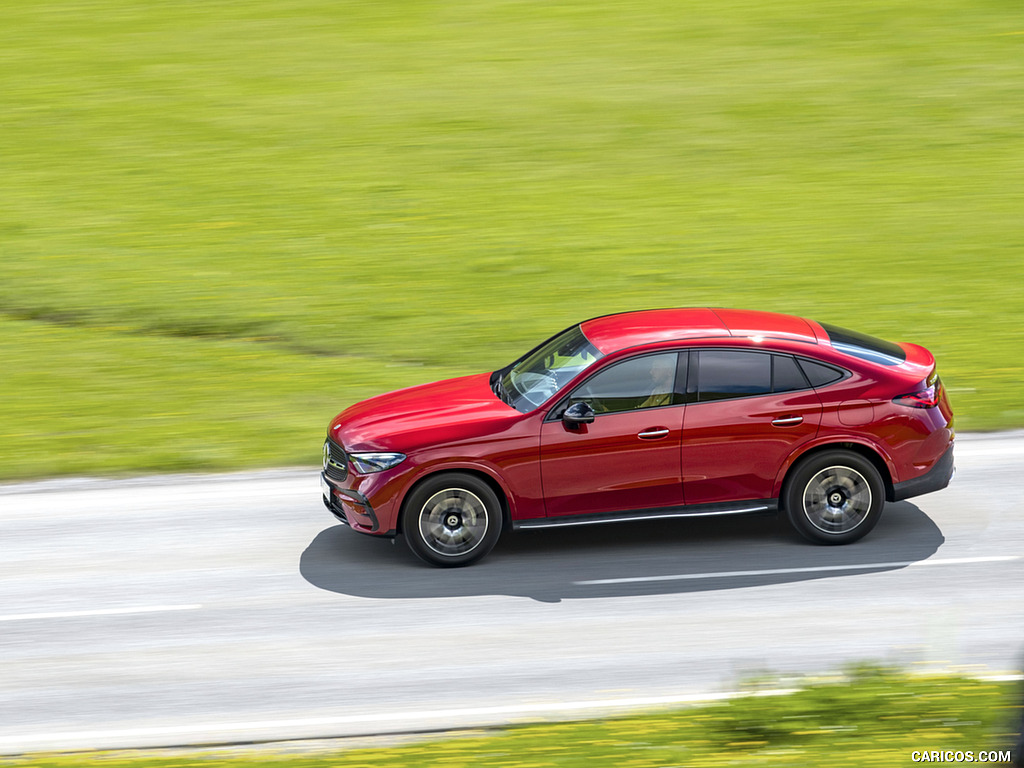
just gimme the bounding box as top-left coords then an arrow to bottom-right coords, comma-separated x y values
772,354 -> 811,393
696,350 -> 771,401
569,352 -> 682,415
797,357 -> 846,388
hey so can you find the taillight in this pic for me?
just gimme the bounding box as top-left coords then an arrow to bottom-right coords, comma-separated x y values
893,383 -> 939,408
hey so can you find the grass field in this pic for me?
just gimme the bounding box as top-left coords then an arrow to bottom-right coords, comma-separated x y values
4,669 -> 1021,767
2,0 -> 1023,480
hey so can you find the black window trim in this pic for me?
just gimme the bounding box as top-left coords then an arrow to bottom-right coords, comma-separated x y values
689,348 -> 851,405
692,348 -> 773,404
546,348 -> 852,419
793,354 -> 851,389
772,353 -> 811,394
546,350 -> 688,421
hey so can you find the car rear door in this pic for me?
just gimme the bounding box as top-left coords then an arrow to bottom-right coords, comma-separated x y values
681,350 -> 822,505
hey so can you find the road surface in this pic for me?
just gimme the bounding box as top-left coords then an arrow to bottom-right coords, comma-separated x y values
1,432 -> 1022,753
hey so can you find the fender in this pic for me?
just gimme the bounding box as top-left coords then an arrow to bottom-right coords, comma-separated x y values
772,433 -> 898,499
393,456 -> 536,524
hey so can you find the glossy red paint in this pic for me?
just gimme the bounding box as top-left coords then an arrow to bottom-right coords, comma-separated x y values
332,373 -> 515,455
327,378 -> 547,532
321,308 -> 954,565
540,407 -> 684,516
680,380 -> 822,505
711,309 -> 819,344
580,308 -> 729,353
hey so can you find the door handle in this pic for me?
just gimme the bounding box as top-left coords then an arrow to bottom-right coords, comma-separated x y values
771,416 -> 803,427
638,427 -> 670,440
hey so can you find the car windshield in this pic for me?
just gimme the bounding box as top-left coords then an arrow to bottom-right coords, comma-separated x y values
820,322 -> 906,367
496,325 -> 603,412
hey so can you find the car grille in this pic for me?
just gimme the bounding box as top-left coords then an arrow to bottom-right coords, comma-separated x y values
323,439 -> 348,482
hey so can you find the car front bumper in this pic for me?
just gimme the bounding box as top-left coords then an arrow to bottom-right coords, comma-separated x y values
321,472 -> 394,535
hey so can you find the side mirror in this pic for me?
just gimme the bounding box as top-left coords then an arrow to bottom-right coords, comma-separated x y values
562,401 -> 595,427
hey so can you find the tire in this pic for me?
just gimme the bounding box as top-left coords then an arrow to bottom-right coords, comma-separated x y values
401,473 -> 502,567
784,450 -> 884,545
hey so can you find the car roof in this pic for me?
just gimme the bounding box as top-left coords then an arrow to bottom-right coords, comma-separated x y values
579,308 -> 821,355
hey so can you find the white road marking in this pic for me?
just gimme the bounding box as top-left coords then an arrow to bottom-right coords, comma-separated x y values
3,675 -> 1020,753
0,605 -> 202,622
574,555 -> 1022,585
0,689 -> 798,751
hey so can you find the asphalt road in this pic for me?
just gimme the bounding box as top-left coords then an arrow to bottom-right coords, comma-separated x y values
2,432 -> 1022,753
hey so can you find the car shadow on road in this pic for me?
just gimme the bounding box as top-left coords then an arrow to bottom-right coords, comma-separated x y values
299,502 -> 944,603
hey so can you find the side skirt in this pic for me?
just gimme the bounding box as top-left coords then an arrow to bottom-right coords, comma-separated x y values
512,500 -> 779,531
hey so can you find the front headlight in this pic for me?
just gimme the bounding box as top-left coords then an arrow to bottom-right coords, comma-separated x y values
348,451 -> 407,473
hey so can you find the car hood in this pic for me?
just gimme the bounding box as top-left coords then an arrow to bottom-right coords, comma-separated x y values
329,372 -> 523,454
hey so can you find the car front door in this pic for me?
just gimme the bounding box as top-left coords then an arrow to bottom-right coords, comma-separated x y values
681,350 -> 822,505
540,352 -> 686,517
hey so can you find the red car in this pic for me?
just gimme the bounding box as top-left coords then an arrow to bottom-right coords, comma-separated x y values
321,308 -> 954,567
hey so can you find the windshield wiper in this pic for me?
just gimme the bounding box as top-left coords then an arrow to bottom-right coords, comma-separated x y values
493,377 -> 512,406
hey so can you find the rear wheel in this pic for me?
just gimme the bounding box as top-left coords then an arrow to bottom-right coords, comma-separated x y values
401,473 -> 502,567
784,450 -> 884,544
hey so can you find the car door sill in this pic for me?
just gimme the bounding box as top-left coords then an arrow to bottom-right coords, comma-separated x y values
513,500 -> 779,530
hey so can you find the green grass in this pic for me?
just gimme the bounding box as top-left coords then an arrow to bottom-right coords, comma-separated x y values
4,668 -> 1021,767
3,0 -> 1024,479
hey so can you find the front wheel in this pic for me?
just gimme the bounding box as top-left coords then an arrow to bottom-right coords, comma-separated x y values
401,473 -> 502,567
784,450 -> 885,545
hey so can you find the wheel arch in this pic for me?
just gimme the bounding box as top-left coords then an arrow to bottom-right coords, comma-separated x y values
778,441 -> 895,505
395,466 -> 513,535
